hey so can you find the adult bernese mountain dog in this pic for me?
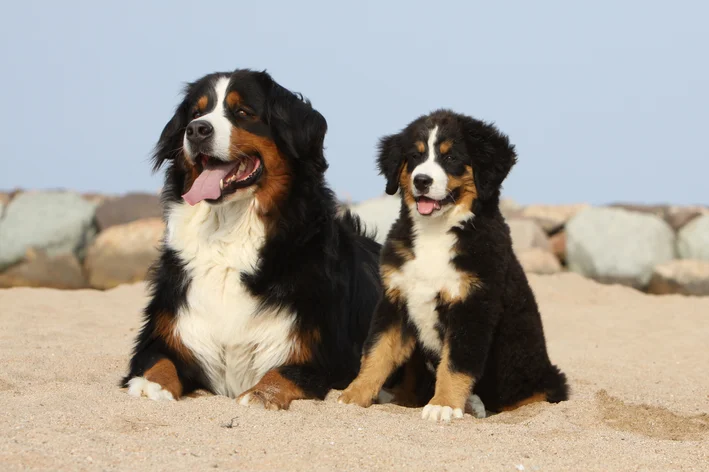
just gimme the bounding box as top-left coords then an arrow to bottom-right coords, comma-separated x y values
121,69 -> 381,410
338,110 -> 568,421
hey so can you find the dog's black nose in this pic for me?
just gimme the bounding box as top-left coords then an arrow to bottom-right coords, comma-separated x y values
413,174 -> 433,193
185,120 -> 213,143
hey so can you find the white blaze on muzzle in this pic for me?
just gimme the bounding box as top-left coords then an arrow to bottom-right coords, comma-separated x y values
183,77 -> 233,161
411,125 -> 448,201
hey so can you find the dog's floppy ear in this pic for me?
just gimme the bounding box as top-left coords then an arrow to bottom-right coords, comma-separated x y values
259,72 -> 328,174
462,116 -> 517,203
377,133 -> 405,195
152,98 -> 189,172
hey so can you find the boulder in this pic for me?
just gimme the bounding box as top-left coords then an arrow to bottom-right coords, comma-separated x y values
518,248 -> 562,275
348,195 -> 401,244
519,204 -> 590,233
677,215 -> 709,261
566,207 -> 675,289
647,260 -> 709,296
84,218 -> 165,289
0,249 -> 86,289
549,230 -> 567,264
500,198 -> 521,220
0,192 -> 97,271
94,192 -> 162,231
507,218 -> 550,256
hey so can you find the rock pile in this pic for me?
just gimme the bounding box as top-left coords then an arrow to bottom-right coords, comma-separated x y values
0,189 -> 707,295
0,191 -> 162,290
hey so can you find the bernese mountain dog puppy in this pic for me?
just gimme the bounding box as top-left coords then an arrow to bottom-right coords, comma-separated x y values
338,110 -> 568,421
121,69 -> 381,410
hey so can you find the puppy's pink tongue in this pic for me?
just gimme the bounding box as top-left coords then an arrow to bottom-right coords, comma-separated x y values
416,197 -> 439,215
182,161 -> 238,206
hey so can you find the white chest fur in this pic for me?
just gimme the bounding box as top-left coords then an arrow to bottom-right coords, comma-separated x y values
387,210 -> 473,353
166,200 -> 296,397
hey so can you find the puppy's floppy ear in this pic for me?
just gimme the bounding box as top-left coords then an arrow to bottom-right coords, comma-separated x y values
462,116 -> 517,203
152,98 -> 189,172
377,133 -> 405,195
259,71 -> 328,173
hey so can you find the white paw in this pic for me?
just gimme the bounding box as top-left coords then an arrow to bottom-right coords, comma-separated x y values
421,404 -> 463,422
126,377 -> 175,401
238,392 -> 253,407
467,394 -> 487,419
377,390 -> 395,404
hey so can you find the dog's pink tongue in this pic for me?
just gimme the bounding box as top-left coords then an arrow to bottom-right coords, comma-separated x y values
182,161 -> 237,206
416,197 -> 438,215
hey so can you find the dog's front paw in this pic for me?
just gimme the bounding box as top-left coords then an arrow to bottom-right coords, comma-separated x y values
126,377 -> 175,401
421,403 -> 464,423
338,383 -> 377,408
238,389 -> 287,411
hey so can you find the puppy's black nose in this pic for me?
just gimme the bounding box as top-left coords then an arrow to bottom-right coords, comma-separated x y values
185,120 -> 213,143
413,174 -> 433,193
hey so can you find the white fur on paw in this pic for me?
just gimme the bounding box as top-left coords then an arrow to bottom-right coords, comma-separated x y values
467,394 -> 487,419
238,392 -> 255,407
421,404 -> 463,422
126,377 -> 174,401
377,390 -> 395,404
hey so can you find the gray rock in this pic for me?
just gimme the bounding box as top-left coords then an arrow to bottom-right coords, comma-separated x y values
507,218 -> 550,256
677,215 -> 709,261
84,218 -> 164,289
566,207 -> 675,289
95,192 -> 162,231
0,248 -> 87,289
518,249 -> 562,275
0,192 -> 97,271
349,195 -> 401,244
647,260 -> 709,296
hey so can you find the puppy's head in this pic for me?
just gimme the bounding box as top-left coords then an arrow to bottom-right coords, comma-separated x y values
377,110 -> 516,218
154,69 -> 327,211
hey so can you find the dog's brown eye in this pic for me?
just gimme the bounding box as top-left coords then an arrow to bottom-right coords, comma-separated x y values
192,110 -> 202,119
236,109 -> 249,117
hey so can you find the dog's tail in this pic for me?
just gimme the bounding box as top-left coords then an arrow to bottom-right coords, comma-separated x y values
542,364 -> 569,403
336,204 -> 379,242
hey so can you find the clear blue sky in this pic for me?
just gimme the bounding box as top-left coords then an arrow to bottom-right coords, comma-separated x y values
1,0 -> 707,205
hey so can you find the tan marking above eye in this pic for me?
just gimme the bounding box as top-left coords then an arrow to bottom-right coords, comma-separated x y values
196,96 -> 208,111
439,140 -> 453,155
226,91 -> 241,108
415,141 -> 425,153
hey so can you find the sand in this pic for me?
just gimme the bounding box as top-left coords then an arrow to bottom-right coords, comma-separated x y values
1,273 -> 708,471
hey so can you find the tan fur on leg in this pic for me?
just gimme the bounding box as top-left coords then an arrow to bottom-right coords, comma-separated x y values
339,325 -> 415,407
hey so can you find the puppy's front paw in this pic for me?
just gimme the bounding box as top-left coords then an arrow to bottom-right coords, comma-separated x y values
421,403 -> 464,423
467,394 -> 487,419
126,377 -> 175,401
338,383 -> 376,408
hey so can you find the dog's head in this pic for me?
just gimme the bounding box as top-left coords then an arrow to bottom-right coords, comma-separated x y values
154,69 -> 327,212
377,110 -> 517,218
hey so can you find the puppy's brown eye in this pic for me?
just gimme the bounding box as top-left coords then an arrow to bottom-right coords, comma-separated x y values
192,111 -> 202,119
236,109 -> 249,117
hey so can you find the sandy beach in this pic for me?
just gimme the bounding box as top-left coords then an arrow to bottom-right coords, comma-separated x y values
1,273 -> 707,471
